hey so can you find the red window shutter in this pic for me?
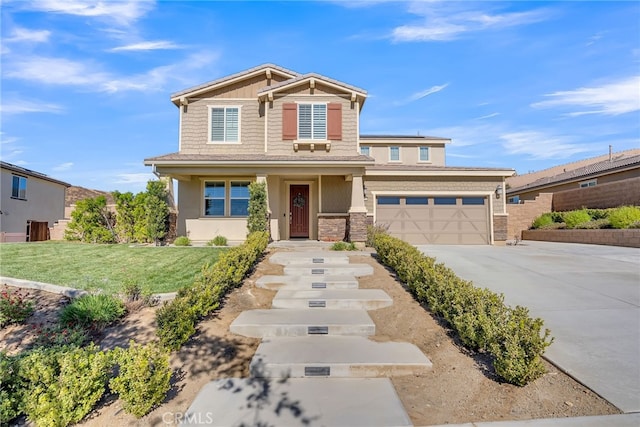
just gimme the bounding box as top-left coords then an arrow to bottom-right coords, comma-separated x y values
327,103 -> 342,140
282,103 -> 297,140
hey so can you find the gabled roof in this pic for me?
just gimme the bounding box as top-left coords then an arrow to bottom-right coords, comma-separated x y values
256,72 -> 368,105
508,154 -> 640,194
144,152 -> 374,166
1,161 -> 71,187
170,63 -> 300,102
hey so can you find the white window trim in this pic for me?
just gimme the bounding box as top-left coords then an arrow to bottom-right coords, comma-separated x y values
296,102 -> 328,141
360,146 -> 370,156
418,146 -> 431,163
389,146 -> 401,163
579,179 -> 597,188
202,178 -> 253,218
11,175 -> 27,200
207,105 -> 242,144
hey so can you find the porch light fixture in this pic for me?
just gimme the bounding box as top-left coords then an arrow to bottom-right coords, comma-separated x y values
495,185 -> 503,199
363,185 -> 368,201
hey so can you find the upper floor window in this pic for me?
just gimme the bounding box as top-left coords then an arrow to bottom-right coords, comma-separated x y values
360,146 -> 370,156
209,106 -> 240,143
419,146 -> 430,162
579,179 -> 597,188
389,146 -> 400,162
298,104 -> 326,140
11,175 -> 27,200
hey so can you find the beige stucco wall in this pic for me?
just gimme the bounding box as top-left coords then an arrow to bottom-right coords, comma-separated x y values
363,176 -> 505,214
0,168 -> 66,241
267,83 -> 359,156
363,144 -> 446,166
321,175 -> 352,213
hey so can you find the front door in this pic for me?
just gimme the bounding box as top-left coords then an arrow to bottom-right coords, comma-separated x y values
289,185 -> 309,238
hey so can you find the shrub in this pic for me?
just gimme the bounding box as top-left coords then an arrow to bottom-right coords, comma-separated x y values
247,181 -> 268,234
0,352 -> 23,425
60,294 -> 126,329
586,208 -> 609,220
608,206 -> 640,229
491,306 -> 553,386
18,344 -> 111,427
370,230 -> 553,386
157,231 -> 269,350
531,213 -> 553,229
174,236 -> 191,246
208,235 -> 228,246
109,341 -> 172,417
31,323 -> 90,348
629,220 -> 640,229
0,286 -> 34,328
575,218 -> 611,229
561,209 -> 592,229
330,241 -> 357,251
155,298 -> 197,350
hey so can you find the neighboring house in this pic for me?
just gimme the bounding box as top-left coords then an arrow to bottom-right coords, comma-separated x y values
144,64 -> 513,245
0,161 -> 70,242
507,153 -> 640,203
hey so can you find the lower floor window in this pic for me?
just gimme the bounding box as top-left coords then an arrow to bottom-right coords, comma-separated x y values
204,181 -> 250,217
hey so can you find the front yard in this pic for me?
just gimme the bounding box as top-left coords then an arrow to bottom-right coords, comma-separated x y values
0,242 -> 226,293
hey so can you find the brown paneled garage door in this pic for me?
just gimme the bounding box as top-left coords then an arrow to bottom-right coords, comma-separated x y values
376,196 -> 489,244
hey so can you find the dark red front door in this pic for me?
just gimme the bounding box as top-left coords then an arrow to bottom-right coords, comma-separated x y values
290,185 -> 309,238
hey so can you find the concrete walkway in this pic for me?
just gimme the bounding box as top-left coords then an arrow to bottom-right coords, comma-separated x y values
183,245 -> 432,426
417,241 -> 640,414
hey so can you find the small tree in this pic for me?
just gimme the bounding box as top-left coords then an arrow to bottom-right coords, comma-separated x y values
65,196 -> 116,243
247,181 -> 268,234
144,181 -> 169,245
113,191 -> 136,243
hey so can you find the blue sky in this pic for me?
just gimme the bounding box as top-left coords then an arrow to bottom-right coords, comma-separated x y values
1,0 -> 639,193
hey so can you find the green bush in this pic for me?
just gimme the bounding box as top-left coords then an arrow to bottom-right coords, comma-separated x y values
575,218 -> 611,229
586,208 -> 609,220
174,236 -> 191,246
155,298 -> 197,350
330,241 -> 357,251
32,323 -> 90,348
531,213 -> 554,229
1,352 -> 23,425
629,221 -> 640,229
60,294 -> 126,329
608,206 -> 640,229
0,286 -> 34,328
370,230 -> 553,386
109,341 -> 171,417
561,209 -> 592,229
157,231 -> 269,350
208,235 -> 228,246
18,344 -> 111,427
247,181 -> 269,234
490,306 -> 553,386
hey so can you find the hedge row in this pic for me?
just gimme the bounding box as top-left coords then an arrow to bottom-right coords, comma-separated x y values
369,228 -> 553,386
532,206 -> 640,230
1,341 -> 171,426
156,231 -> 269,350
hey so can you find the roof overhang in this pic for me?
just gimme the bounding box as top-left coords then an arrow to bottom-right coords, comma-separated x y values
360,136 -> 451,145
257,75 -> 367,106
170,65 -> 298,106
365,168 -> 515,178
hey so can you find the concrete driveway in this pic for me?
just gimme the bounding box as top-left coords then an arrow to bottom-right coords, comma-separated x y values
416,241 -> 640,413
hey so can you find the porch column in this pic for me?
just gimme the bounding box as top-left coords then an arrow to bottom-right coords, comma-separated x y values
348,175 -> 367,244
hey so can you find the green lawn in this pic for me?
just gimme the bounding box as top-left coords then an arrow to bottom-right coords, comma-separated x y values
0,241 -> 227,294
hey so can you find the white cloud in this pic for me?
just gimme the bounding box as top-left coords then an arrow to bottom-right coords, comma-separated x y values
500,131 -> 595,160
408,83 -> 449,101
392,3 -> 551,42
18,0 -> 155,26
0,99 -> 65,115
4,52 -> 218,93
0,133 -> 20,145
109,41 -> 183,52
53,162 -> 74,171
475,112 -> 500,120
4,27 -> 51,43
531,76 -> 640,116
113,173 -> 156,185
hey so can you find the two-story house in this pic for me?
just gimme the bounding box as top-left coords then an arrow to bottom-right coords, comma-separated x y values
144,64 -> 514,245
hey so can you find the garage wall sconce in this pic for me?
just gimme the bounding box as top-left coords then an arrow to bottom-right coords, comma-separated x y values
495,185 -> 503,199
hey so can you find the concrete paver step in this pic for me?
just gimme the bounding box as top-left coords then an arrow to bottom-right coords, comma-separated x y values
180,378 -> 412,427
269,251 -> 350,265
251,336 -> 432,378
272,289 -> 393,310
256,274 -> 359,290
283,263 -> 373,277
229,309 -> 375,338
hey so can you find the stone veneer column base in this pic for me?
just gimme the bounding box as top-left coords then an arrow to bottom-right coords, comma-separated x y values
348,212 -> 367,243
318,215 -> 349,241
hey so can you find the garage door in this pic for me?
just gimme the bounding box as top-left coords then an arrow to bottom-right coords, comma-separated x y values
376,196 -> 489,244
